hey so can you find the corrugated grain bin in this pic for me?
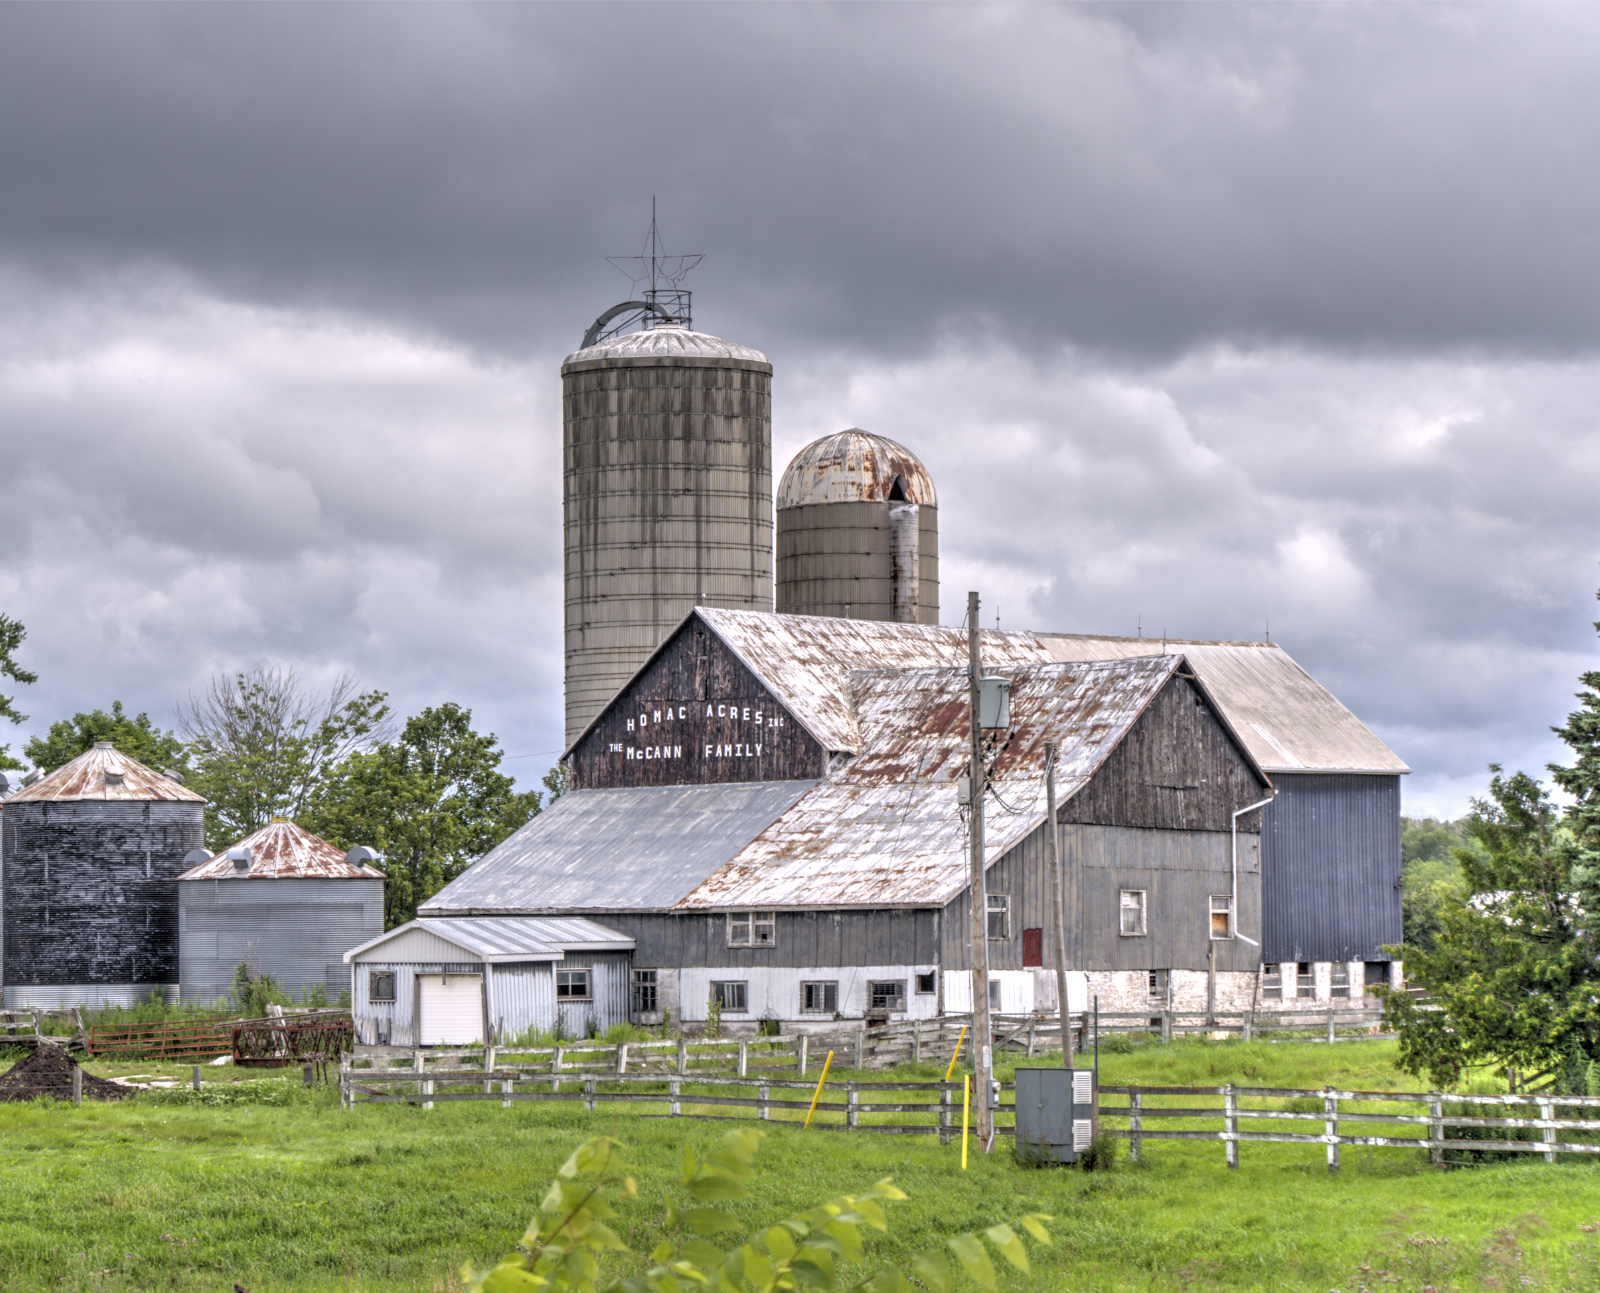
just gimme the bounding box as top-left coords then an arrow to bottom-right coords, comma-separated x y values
177,818 -> 384,1005
1,742 -> 205,1008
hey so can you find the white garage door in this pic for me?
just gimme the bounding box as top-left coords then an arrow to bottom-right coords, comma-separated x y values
418,974 -> 483,1046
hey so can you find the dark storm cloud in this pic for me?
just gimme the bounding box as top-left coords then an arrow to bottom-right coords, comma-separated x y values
2,4 -> 1600,360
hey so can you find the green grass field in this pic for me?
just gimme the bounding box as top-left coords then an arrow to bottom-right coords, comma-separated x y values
4,1038 -> 1600,1292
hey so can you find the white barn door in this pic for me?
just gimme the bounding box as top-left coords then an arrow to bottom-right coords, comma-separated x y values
419,973 -> 483,1045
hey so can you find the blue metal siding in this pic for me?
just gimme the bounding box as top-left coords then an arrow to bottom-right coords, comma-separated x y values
1260,773 -> 1402,964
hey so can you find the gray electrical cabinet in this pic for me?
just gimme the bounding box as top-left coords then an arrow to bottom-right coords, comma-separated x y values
1013,1067 -> 1097,1163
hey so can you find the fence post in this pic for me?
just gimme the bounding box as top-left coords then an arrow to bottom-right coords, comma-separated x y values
1129,1088 -> 1141,1162
913,1020 -> 922,1066
669,1077 -> 681,1117
1327,1008 -> 1335,1045
71,1065 -> 82,1106
1160,1012 -> 1171,1045
940,1084 -> 952,1145
552,1046 -> 564,1093
413,1047 -> 424,1100
422,1074 -> 434,1111
1324,1090 -> 1339,1174
192,1066 -> 202,1092
853,1029 -> 863,1072
585,1077 -> 597,1113
1429,1096 -> 1444,1166
798,1034 -> 809,1077
1242,1012 -> 1252,1043
502,1077 -> 513,1110
617,1044 -> 628,1076
302,1064 -> 314,1088
847,1082 -> 859,1131
677,1038 -> 688,1076
1541,1098 -> 1556,1163
1224,1083 -> 1237,1169
758,1082 -> 770,1121
738,1039 -> 748,1078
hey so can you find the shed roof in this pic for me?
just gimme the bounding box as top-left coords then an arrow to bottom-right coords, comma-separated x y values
419,780 -> 819,916
178,819 -> 384,881
344,915 -> 634,964
5,742 -> 206,804
777,429 -> 938,509
674,656 -> 1258,910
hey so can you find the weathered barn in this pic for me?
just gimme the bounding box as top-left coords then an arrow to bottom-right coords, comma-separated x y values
423,609 -> 1275,1028
343,916 -> 635,1047
177,818 -> 385,1005
0,743 -> 206,1008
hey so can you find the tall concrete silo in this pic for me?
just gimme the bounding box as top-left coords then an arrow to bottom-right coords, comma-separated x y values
776,429 -> 939,624
1,742 -> 206,1007
562,326 -> 774,746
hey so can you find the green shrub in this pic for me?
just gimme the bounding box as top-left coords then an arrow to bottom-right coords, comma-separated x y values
1078,1128 -> 1118,1172
139,1078 -> 310,1108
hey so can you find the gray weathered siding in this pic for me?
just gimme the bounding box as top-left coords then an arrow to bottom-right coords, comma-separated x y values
599,909 -> 941,971
179,877 -> 383,1004
1261,773 -> 1402,964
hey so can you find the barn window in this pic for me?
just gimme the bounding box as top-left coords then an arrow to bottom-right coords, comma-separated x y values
801,981 -> 838,1013
1296,962 -> 1314,999
1364,962 -> 1390,995
1263,964 -> 1282,1000
986,894 -> 1010,940
1147,969 -> 1169,1000
1209,894 -> 1233,940
916,970 -> 937,994
727,911 -> 776,947
870,980 -> 906,1012
1022,928 -> 1043,967
713,981 -> 748,1012
1330,964 -> 1350,999
1120,890 -> 1147,937
557,969 -> 591,1000
368,971 -> 396,1003
631,970 -> 658,1013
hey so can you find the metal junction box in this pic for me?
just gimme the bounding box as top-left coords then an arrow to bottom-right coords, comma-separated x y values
1013,1067 -> 1096,1164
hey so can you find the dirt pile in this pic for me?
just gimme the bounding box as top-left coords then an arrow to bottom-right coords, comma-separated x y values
0,1042 -> 132,1102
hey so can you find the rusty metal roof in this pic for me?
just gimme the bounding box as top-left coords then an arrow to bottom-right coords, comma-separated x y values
776,429 -> 938,509
178,819 -> 384,880
5,742 -> 206,804
1035,635 -> 1410,775
561,327 -> 769,368
675,656 -> 1230,911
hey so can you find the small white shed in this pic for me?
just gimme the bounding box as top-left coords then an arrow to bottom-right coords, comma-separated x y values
343,916 -> 635,1047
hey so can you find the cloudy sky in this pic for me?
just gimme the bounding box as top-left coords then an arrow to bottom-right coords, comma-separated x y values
0,3 -> 1596,816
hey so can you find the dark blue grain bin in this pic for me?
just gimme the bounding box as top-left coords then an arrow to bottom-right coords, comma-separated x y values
1013,1067 -> 1097,1164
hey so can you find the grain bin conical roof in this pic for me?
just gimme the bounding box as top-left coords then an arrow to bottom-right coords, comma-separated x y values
5,742 -> 205,804
178,818 -> 384,880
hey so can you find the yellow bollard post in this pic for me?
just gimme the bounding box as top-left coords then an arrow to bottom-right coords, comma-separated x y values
803,1050 -> 834,1128
961,1074 -> 970,1170
944,1025 -> 968,1083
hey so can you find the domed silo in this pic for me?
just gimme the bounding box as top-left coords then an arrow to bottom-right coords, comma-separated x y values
562,325 -> 774,746
0,742 -> 205,1008
775,429 -> 939,624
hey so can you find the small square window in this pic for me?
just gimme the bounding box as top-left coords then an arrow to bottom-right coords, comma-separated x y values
1296,962 -> 1314,999
986,894 -> 1010,941
801,981 -> 837,1013
557,969 -> 591,1000
1120,890 -> 1147,937
1147,969 -> 1169,999
1210,894 -> 1233,940
728,912 -> 750,945
727,911 -> 775,947
631,969 -> 658,1014
368,970 -> 396,1003
1263,963 -> 1282,1001
713,981 -> 748,1012
870,980 -> 906,1012
916,971 -> 937,994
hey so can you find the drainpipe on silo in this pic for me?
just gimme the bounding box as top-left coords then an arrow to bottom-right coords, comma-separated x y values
889,503 -> 920,624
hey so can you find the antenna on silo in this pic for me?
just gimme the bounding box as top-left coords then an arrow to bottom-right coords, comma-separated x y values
581,197 -> 704,348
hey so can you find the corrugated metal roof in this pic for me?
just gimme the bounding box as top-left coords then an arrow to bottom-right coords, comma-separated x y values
419,780 -> 819,915
4,742 -> 207,804
777,429 -> 938,509
675,657 -> 1196,911
1034,636 -> 1410,774
178,819 -> 384,881
345,915 -> 635,964
562,327 -> 769,368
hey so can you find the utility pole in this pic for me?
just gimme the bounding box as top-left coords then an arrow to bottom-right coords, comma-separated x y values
1045,741 -> 1073,1069
967,590 -> 994,1144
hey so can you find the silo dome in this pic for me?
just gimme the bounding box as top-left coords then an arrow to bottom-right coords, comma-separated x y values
776,429 -> 939,625
561,325 -> 774,747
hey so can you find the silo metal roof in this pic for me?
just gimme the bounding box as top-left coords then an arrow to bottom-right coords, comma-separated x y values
776,429 -> 938,509
178,818 -> 384,880
4,742 -> 206,804
561,327 -> 769,369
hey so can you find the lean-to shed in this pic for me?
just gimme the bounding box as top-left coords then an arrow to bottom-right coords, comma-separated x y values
177,819 -> 384,1005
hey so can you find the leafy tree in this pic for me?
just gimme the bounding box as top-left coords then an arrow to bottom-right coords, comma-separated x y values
544,761 -> 568,804
24,701 -> 191,777
0,613 -> 37,771
309,703 -> 542,928
467,1130 -> 1052,1293
1399,816 -> 1472,952
178,667 -> 393,846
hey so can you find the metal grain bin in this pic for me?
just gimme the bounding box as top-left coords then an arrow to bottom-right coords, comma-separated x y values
177,818 -> 384,1005
562,325 -> 774,746
0,742 -> 205,1008
776,429 -> 939,625
1013,1068 -> 1097,1164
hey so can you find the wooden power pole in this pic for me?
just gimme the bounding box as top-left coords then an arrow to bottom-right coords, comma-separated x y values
1045,741 -> 1073,1069
967,590 -> 994,1144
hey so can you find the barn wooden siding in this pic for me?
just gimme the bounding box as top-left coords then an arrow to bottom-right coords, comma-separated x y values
179,876 -> 383,1005
1261,773 -> 1402,965
567,616 -> 826,788
597,908 -> 941,971
1,799 -> 204,993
